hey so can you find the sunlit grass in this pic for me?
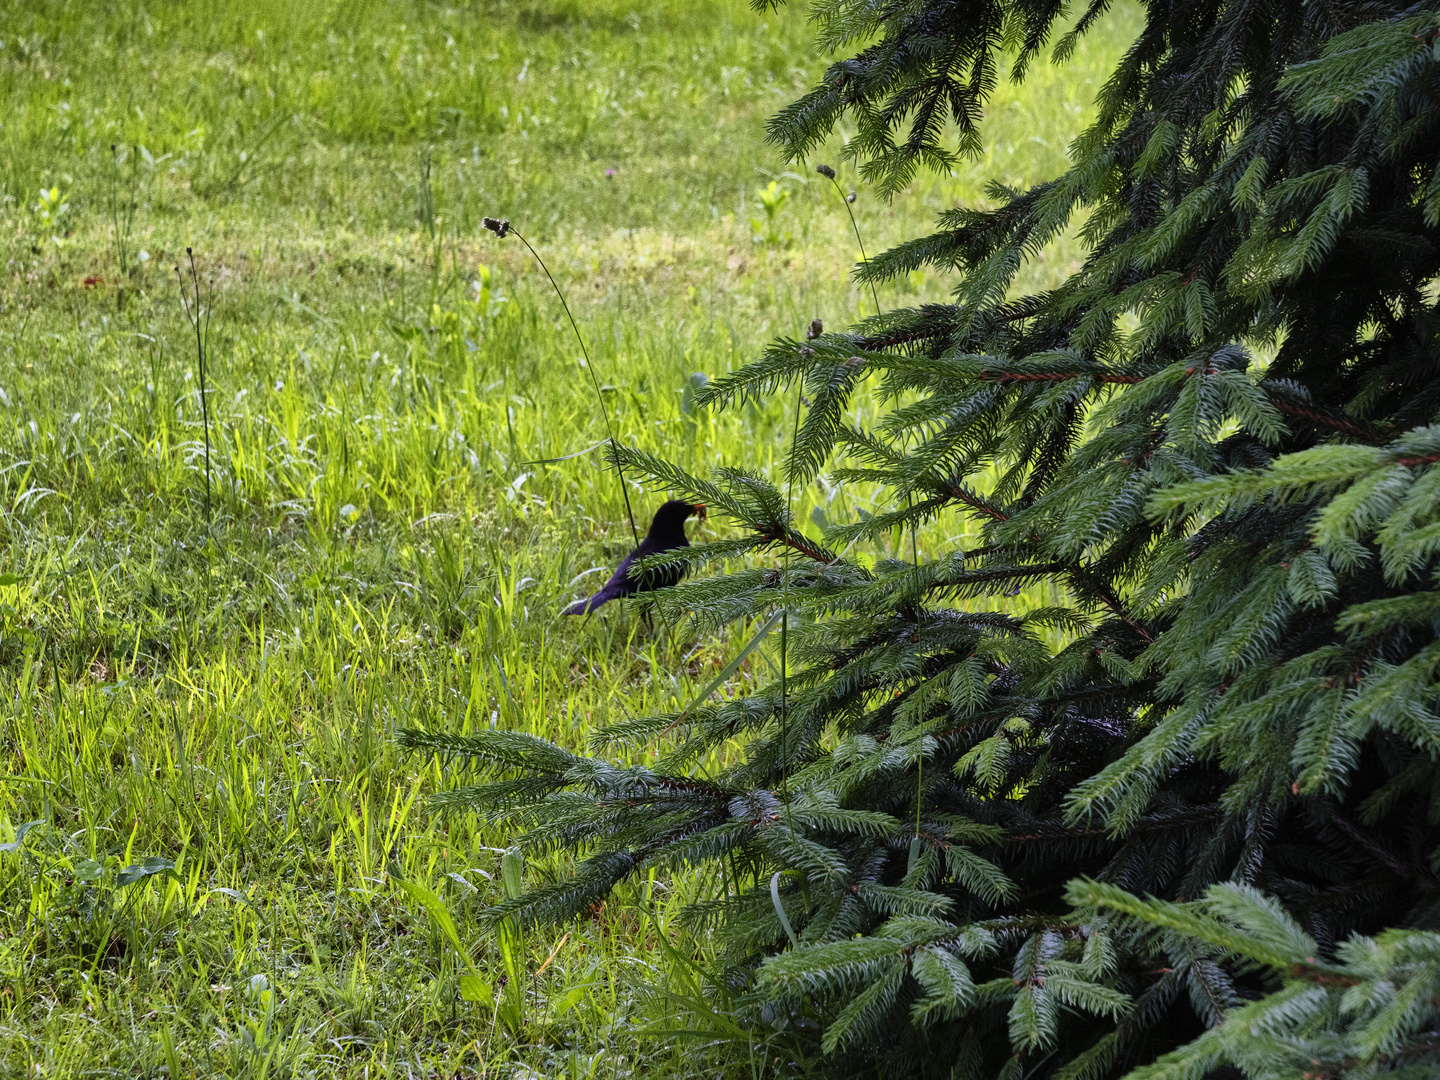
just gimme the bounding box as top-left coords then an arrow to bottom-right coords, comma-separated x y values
0,0 -> 1131,1073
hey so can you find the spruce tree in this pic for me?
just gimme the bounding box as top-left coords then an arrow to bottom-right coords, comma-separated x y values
404,0 -> 1440,1074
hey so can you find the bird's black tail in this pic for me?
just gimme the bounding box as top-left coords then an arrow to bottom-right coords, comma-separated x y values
562,583 -> 622,615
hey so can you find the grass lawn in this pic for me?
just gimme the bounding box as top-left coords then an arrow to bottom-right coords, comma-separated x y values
0,1 -> 1129,1075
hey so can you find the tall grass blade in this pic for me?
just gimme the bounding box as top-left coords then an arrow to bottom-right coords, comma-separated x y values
674,608 -> 783,724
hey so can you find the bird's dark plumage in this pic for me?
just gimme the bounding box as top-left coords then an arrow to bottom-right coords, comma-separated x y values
563,499 -> 705,615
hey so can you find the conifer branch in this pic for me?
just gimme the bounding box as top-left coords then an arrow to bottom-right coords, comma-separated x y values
1267,398 -> 1389,444
415,2 -> 1440,1074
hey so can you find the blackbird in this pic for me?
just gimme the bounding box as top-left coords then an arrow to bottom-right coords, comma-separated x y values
563,499 -> 706,615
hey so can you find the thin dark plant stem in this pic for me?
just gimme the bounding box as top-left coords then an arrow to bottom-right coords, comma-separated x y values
821,168 -> 923,833
910,483 -> 921,836
779,375 -> 804,822
821,173 -> 881,319
109,145 -> 138,312
108,146 -> 123,276
507,225 -> 639,547
177,250 -> 213,529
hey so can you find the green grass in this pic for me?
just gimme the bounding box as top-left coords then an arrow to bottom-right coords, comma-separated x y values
0,1 -> 1130,1074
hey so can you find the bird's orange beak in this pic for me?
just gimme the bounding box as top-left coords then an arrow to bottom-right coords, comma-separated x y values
693,503 -> 707,522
